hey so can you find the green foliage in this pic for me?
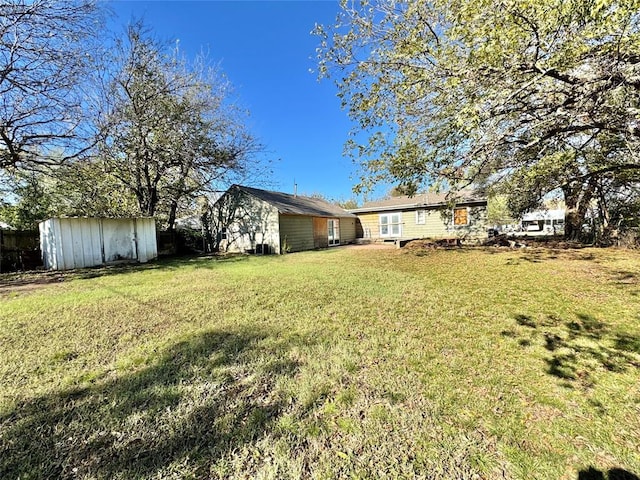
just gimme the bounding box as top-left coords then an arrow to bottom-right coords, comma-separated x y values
296,192 -> 359,210
98,23 -> 261,229
336,197 -> 359,210
388,185 -> 409,197
487,195 -> 515,225
317,0 -> 640,239
51,161 -> 140,218
0,172 -> 58,230
0,165 -> 140,229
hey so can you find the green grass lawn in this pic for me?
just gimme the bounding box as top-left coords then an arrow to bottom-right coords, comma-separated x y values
1,246 -> 639,479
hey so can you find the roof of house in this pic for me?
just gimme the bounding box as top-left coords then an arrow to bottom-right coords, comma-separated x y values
349,191 -> 486,214
232,185 -> 356,218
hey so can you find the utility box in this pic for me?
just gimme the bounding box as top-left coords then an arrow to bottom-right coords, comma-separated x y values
255,243 -> 270,255
39,217 -> 157,270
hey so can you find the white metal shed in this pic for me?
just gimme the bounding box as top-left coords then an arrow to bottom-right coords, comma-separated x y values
39,217 -> 157,270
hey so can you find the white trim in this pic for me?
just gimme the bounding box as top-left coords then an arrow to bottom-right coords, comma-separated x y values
328,218 -> 340,246
415,209 -> 426,225
379,212 -> 402,237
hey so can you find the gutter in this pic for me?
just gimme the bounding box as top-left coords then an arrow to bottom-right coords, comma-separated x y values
348,199 -> 487,214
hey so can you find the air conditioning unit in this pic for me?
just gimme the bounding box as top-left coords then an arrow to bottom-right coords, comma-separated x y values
255,243 -> 270,255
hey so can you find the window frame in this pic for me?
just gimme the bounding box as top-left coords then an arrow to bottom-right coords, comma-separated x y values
415,209 -> 426,225
452,207 -> 470,226
379,212 -> 402,237
328,218 -> 340,246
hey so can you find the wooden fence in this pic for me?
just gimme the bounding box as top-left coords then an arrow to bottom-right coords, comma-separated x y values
0,230 -> 41,272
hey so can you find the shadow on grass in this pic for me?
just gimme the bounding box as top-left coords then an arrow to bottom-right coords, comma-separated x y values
515,314 -> 537,328
72,254 -> 253,279
489,246 -> 598,265
508,312 -> 640,388
0,327 -> 305,479
0,254 -> 252,292
613,270 -> 639,285
578,466 -> 640,479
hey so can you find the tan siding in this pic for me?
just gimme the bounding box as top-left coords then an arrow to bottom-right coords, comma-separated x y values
355,205 -> 488,240
402,209 -> 453,238
279,215 -> 314,252
339,217 -> 356,244
280,215 -> 356,251
357,212 -> 382,239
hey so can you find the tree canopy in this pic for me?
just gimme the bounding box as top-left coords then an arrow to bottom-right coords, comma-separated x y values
97,24 -> 262,230
1,6 -> 265,232
0,165 -> 139,230
317,0 -> 640,240
0,0 -> 102,170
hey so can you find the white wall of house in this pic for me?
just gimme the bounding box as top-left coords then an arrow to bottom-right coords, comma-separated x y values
219,195 -> 281,254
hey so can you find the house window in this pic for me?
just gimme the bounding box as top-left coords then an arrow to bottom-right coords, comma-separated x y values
220,227 -> 228,240
453,207 -> 469,226
328,219 -> 340,246
415,210 -> 426,225
380,213 -> 402,237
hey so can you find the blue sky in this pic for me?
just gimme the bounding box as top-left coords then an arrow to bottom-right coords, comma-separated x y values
109,0 -> 384,202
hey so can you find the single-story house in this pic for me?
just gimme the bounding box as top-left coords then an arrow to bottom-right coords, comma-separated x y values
213,185 -> 357,254
348,192 -> 488,241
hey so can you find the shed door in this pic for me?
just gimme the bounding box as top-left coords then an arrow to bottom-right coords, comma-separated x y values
328,219 -> 340,246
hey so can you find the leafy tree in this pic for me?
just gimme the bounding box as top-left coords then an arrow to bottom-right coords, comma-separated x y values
0,0 -> 103,171
336,197 -> 359,209
51,162 -> 140,218
317,0 -> 640,239
303,191 -> 332,201
388,186 -> 408,198
0,164 -> 139,229
487,195 -> 516,226
300,191 -> 359,209
97,23 -> 261,230
0,171 -> 58,229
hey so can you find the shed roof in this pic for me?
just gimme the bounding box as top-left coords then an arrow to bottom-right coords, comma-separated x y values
233,185 -> 356,218
349,191 -> 486,214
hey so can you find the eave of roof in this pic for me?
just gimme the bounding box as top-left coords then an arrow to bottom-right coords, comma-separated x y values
348,198 -> 487,214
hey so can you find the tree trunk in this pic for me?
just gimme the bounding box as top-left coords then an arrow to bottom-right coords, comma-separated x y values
167,200 -> 178,232
564,206 -> 581,240
562,177 -> 597,242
